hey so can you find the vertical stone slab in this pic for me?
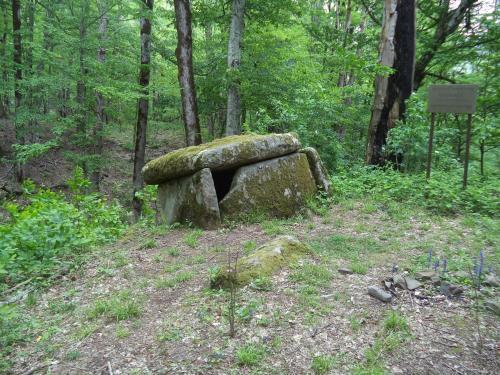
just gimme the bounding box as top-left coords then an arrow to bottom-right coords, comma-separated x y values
300,147 -> 331,194
219,153 -> 317,219
157,168 -> 221,229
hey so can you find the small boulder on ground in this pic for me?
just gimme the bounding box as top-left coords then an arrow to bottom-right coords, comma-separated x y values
338,268 -> 353,275
210,236 -> 309,289
368,286 -> 392,303
300,147 -> 331,194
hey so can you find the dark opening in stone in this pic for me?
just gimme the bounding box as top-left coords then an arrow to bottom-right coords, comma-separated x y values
211,169 -> 237,202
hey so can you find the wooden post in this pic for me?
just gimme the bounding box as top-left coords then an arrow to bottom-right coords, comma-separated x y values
463,113 -> 473,189
426,112 -> 436,179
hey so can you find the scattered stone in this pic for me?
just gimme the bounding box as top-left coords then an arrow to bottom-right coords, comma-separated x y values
338,268 -> 353,275
393,274 -> 422,290
484,299 -> 500,316
430,274 -> 441,285
157,168 -> 220,229
453,270 -> 470,280
210,236 -> 309,288
299,147 -> 331,194
143,133 -> 301,184
368,286 -> 392,303
440,282 -> 464,297
483,275 -> 500,288
415,271 -> 438,281
219,153 -> 317,219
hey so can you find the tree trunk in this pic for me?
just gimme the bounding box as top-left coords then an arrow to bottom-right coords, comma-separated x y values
413,0 -> 477,90
25,0 -> 36,142
0,0 -> 8,118
365,0 -> 415,166
92,0 -> 108,190
12,0 -> 24,181
225,0 -> 245,136
479,140 -> 484,176
132,0 -> 153,222
174,0 -> 201,146
337,0 -> 352,88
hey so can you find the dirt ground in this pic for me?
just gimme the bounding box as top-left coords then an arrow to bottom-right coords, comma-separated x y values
7,201 -> 499,375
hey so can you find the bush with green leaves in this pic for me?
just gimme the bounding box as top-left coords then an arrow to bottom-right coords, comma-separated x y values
0,169 -> 125,288
332,166 -> 498,217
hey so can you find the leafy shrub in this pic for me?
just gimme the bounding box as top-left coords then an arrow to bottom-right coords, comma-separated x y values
0,170 -> 125,287
332,166 -> 498,217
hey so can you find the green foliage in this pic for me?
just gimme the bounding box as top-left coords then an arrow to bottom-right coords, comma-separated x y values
332,166 -> 498,217
236,343 -> 266,367
183,229 -> 204,248
0,305 -> 34,371
311,354 -> 337,374
0,173 -> 125,287
87,290 -> 142,321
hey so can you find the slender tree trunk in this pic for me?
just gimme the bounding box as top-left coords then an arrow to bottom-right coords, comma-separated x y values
337,0 -> 352,87
225,0 -> 245,136
92,0 -> 108,190
132,0 -> 153,222
25,0 -> 36,142
365,0 -> 415,166
0,1 -> 8,118
174,0 -> 201,146
479,140 -> 484,176
76,2 -> 90,174
12,0 -> 24,181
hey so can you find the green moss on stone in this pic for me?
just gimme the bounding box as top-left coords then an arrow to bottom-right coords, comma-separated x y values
142,133 -> 301,185
211,236 -> 310,289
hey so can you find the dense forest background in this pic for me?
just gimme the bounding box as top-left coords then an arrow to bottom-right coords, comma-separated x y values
0,0 -> 497,206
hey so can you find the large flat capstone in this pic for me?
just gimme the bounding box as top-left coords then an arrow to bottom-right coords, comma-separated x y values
157,168 -> 220,229
143,133 -> 300,185
219,153 -> 317,219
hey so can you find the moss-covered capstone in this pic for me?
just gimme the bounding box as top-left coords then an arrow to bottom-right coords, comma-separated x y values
300,147 -> 332,194
211,236 -> 309,288
219,153 -> 317,219
143,133 -> 301,185
157,168 -> 220,229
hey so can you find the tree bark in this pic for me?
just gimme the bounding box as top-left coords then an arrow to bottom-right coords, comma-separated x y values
174,0 -> 201,146
0,0 -> 9,118
132,0 -> 154,222
12,0 -> 24,181
413,0 -> 478,90
365,0 -> 415,166
92,0 -> 108,190
225,0 -> 246,136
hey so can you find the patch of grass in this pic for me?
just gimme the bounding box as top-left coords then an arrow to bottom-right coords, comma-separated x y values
210,245 -> 225,253
142,239 -> 157,249
290,263 -> 331,287
73,322 -> 99,340
66,350 -> 81,361
261,220 -> 287,235
243,240 -> 257,255
157,325 -> 182,342
236,343 -> 266,367
87,291 -> 142,321
156,271 -> 194,288
112,253 -> 129,268
115,324 -> 130,339
48,299 -> 76,314
383,310 -> 409,334
249,276 -> 273,291
164,263 -> 183,273
311,354 -> 337,374
184,229 -> 204,247
163,247 -> 181,257
349,315 -> 362,332
350,261 -> 369,275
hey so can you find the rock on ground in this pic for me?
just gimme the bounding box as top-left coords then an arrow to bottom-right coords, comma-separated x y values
368,285 -> 392,303
219,153 -> 317,219
211,236 -> 310,288
300,147 -> 331,194
157,168 -> 220,229
143,133 -> 301,184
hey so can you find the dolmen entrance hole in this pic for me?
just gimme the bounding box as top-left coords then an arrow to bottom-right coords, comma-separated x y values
142,133 -> 332,229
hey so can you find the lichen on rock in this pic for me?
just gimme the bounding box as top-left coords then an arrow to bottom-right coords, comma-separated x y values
210,236 -> 310,288
219,153 -> 317,219
157,168 -> 220,229
142,133 -> 301,185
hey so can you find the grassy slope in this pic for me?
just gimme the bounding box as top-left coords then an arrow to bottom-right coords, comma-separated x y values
4,199 -> 499,374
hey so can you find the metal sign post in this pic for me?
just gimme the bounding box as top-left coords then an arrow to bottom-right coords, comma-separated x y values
427,84 -> 478,188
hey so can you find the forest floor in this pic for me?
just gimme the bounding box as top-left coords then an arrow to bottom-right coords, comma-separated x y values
6,200 -> 499,374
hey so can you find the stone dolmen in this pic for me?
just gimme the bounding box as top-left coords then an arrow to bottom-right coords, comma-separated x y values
142,133 -> 330,228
